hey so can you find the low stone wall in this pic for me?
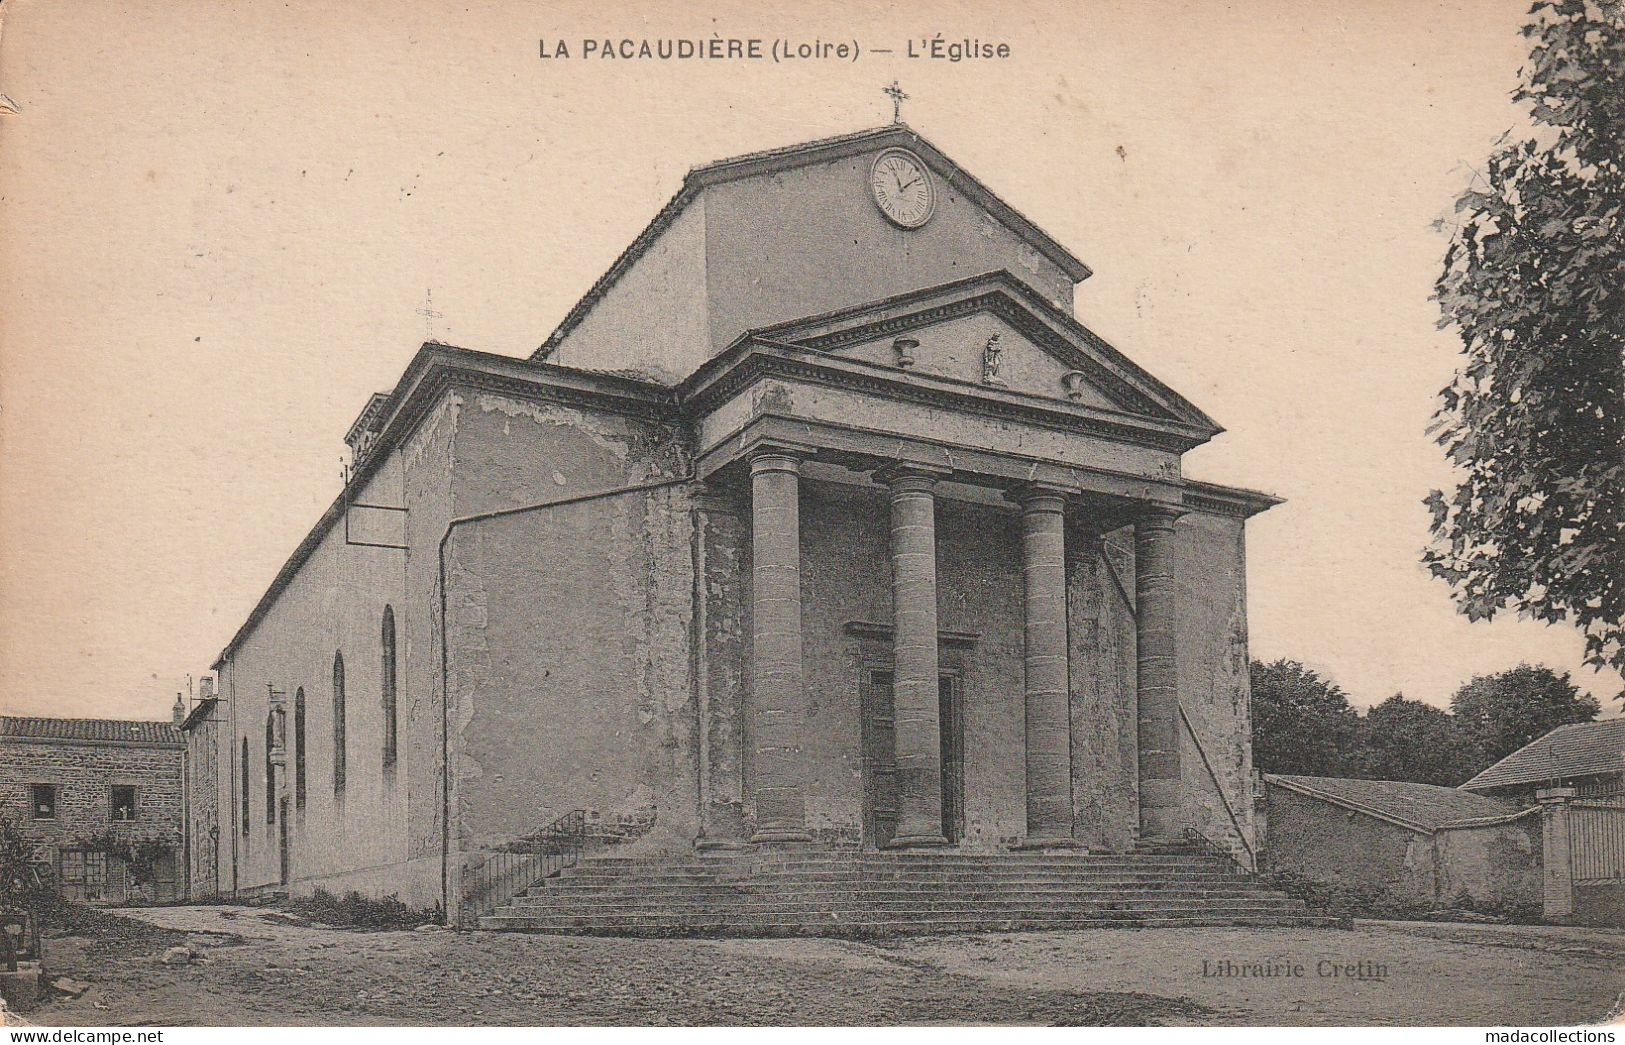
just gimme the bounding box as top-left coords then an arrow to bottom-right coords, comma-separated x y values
1573,882 -> 1624,928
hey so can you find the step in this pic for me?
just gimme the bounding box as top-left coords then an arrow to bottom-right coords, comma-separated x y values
481,912 -> 1339,935
519,888 -> 1278,906
494,897 -> 1306,916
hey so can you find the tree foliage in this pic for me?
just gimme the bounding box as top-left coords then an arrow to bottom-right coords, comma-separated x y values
1426,0 -> 1625,674
1449,662 -> 1600,764
1358,694 -> 1481,786
1249,659 -> 1363,776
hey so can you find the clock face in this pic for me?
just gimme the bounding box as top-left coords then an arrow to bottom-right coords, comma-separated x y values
870,149 -> 934,229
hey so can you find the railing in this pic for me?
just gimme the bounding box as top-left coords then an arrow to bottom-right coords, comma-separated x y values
461,809 -> 588,922
1184,827 -> 1249,875
1570,801 -> 1625,883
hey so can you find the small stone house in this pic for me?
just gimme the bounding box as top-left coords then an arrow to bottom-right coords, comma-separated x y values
1263,774 -> 1542,910
0,715 -> 187,903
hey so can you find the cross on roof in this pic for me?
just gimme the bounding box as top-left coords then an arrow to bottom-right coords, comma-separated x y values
416,288 -> 443,339
883,81 -> 909,124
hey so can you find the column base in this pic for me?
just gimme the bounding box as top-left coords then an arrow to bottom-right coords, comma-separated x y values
883,834 -> 950,849
1012,836 -> 1087,850
694,837 -> 750,852
749,829 -> 813,845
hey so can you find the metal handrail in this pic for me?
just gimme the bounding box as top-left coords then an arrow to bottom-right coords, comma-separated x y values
462,809 -> 588,921
1183,827 -> 1249,875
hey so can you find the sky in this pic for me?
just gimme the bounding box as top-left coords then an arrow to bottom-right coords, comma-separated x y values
1,0 -> 1618,722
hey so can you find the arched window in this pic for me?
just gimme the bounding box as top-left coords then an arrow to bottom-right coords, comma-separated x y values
240,737 -> 250,836
265,712 -> 276,824
381,606 -> 398,771
294,687 -> 307,809
333,651 -> 347,794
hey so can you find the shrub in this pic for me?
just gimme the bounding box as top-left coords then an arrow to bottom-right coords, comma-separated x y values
286,887 -> 439,930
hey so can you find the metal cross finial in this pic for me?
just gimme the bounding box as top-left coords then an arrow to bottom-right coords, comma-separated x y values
884,80 -> 909,124
416,288 -> 443,340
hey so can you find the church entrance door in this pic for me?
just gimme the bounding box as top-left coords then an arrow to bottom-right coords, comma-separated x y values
861,668 -> 964,848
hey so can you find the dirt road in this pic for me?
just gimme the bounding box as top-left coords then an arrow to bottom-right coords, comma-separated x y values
21,905 -> 1625,1026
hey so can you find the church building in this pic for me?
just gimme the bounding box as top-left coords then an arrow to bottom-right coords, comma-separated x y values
200,124 -> 1300,930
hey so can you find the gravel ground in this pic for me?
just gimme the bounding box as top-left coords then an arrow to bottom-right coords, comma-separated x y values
18,905 -> 1625,1027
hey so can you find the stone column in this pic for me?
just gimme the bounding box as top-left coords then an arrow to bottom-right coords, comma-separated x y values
1538,786 -> 1577,922
748,447 -> 811,843
1135,506 -> 1184,842
1011,483 -> 1076,844
878,463 -> 949,847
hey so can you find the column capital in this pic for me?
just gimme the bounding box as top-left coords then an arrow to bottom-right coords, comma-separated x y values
1005,481 -> 1077,511
874,460 -> 952,491
1137,503 -> 1186,530
746,441 -> 814,477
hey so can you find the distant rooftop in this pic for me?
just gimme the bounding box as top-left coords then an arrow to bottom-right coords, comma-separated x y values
0,715 -> 183,747
1267,774 -> 1527,833
1462,719 -> 1625,793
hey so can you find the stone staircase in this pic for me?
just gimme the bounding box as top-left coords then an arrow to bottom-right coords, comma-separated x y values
481,845 -> 1338,935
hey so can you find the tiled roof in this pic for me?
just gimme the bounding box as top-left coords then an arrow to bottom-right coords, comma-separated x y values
1267,774 -> 1526,833
1462,719 -> 1625,793
0,716 -> 183,746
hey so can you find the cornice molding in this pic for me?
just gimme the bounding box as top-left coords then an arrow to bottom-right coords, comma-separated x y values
685,347 -> 1205,454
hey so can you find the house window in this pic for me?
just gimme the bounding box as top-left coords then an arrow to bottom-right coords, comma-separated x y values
110,785 -> 138,822
241,737 -> 250,836
294,687 -> 307,809
381,605 -> 398,771
29,784 -> 56,820
265,711 -> 276,824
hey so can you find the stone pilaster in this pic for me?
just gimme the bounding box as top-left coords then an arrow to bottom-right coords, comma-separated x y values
878,463 -> 950,847
693,488 -> 747,847
1135,506 -> 1184,842
1011,483 -> 1076,844
747,448 -> 811,843
1538,786 -> 1577,922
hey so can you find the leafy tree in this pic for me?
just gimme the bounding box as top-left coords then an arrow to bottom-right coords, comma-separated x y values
1450,663 -> 1600,765
1357,693 -> 1480,786
1249,659 -> 1363,776
1426,0 -> 1625,674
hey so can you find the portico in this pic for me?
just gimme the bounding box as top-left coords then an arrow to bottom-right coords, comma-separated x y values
682,268 -> 1233,851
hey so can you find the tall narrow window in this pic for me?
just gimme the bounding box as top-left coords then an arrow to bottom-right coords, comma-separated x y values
240,737 -> 250,836
265,711 -> 276,824
332,651 -> 347,794
381,605 -> 398,771
294,687 -> 307,809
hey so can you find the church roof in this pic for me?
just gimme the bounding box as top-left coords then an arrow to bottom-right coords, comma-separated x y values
1461,719 -> 1625,793
0,715 -> 183,747
1267,774 -> 1530,833
531,124 -> 1093,361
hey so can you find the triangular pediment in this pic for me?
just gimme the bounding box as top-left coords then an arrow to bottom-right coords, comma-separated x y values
750,271 -> 1221,433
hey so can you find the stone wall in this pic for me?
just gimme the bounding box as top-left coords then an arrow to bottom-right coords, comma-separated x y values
184,714 -> 222,898
1263,784 -> 1437,901
1434,815 -> 1543,907
1173,510 -> 1260,862
441,389 -> 694,917
213,404 -> 452,910
0,736 -> 183,898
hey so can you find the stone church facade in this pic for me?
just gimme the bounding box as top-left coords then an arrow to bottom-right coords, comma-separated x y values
202,126 -> 1276,924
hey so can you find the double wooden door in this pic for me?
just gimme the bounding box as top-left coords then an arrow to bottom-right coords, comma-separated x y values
861,668 -> 964,848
